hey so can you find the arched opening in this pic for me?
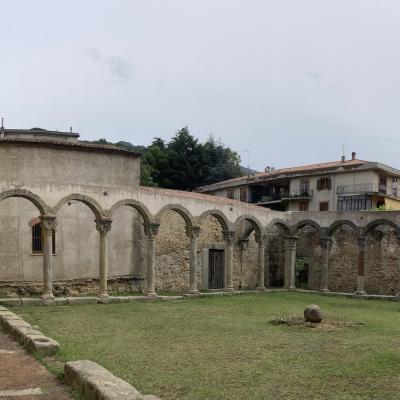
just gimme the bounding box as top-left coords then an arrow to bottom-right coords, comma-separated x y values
155,209 -> 191,293
235,217 -> 263,290
294,223 -> 321,290
0,196 -> 46,297
364,222 -> 399,295
266,221 -> 290,288
54,199 -> 102,296
198,211 -> 231,290
328,224 -> 358,293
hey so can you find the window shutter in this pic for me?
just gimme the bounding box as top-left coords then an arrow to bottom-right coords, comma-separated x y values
327,178 -> 332,190
317,179 -> 321,191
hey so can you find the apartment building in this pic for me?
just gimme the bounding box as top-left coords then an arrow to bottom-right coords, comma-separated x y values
196,152 -> 400,211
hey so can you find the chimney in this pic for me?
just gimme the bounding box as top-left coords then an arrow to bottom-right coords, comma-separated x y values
341,155 -> 346,163
351,151 -> 356,160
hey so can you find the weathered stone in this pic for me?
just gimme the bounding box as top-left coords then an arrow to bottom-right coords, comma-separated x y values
68,297 -> 98,305
0,298 -> 22,307
304,304 -> 322,323
65,360 -> 151,400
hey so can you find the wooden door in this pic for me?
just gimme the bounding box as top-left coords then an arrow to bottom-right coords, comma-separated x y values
209,249 -> 225,289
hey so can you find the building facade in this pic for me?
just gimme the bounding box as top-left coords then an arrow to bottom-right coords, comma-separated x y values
1,129 -> 400,299
196,152 -> 400,212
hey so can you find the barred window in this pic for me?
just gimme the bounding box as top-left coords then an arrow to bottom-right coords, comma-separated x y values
32,223 -> 56,255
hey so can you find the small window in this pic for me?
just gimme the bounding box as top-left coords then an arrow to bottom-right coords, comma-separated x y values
299,201 -> 309,211
32,223 -> 56,255
317,177 -> 331,191
300,179 -> 310,193
227,189 -> 234,199
319,201 -> 329,211
240,187 -> 247,202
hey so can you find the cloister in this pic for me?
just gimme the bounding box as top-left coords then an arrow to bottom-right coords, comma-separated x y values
1,185 -> 400,299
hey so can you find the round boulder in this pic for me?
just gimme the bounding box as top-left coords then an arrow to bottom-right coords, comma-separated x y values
304,304 -> 322,323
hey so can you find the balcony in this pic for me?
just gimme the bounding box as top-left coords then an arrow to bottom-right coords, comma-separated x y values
281,190 -> 313,200
336,183 -> 396,197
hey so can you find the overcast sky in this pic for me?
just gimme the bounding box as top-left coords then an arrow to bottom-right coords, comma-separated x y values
1,1 -> 400,171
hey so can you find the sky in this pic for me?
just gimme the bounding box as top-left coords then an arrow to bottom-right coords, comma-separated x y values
1,0 -> 400,171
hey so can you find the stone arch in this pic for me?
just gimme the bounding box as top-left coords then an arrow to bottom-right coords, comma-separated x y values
199,209 -> 232,231
328,220 -> 359,237
294,219 -> 322,236
110,199 -> 152,226
365,219 -> 400,235
53,194 -> 104,220
266,218 -> 291,234
155,204 -> 194,229
234,215 -> 263,237
0,189 -> 50,215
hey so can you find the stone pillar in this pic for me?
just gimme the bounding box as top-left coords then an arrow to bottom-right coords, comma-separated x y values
144,222 -> 160,297
284,236 -> 298,289
186,225 -> 201,294
396,236 -> 400,297
223,230 -> 236,292
255,233 -> 267,291
320,237 -> 332,292
264,248 -> 270,288
40,215 -> 57,299
355,236 -> 367,295
96,219 -> 112,298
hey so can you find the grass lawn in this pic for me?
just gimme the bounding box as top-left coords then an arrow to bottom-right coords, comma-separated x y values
13,292 -> 400,400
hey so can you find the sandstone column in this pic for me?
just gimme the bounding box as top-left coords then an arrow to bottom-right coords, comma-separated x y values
40,215 -> 57,299
355,236 -> 367,295
96,219 -> 112,298
255,233 -> 267,290
223,230 -> 236,292
264,248 -> 270,288
186,225 -> 201,294
284,236 -> 298,289
144,222 -> 160,297
320,237 -> 332,292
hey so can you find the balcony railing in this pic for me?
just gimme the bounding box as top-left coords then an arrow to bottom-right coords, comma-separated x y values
281,190 -> 313,200
336,183 -> 393,196
257,190 -> 313,203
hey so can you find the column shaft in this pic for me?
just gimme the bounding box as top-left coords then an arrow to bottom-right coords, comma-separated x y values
145,222 -> 159,297
356,237 -> 367,295
40,215 -> 57,299
187,226 -> 201,294
96,220 -> 112,298
255,234 -> 267,290
320,237 -> 332,292
284,236 -> 297,289
223,231 -> 235,291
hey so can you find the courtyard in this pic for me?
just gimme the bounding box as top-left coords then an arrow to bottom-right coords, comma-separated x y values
12,292 -> 400,400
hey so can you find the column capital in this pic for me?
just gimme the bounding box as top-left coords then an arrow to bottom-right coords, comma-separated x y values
95,219 -> 112,235
223,230 -> 236,244
255,233 -> 267,244
239,239 -> 249,251
39,215 -> 57,233
357,236 -> 368,249
144,222 -> 160,239
185,225 -> 201,239
284,235 -> 298,249
320,236 -> 333,249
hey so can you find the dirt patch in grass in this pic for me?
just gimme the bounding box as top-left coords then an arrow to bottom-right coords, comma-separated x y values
270,315 -> 365,331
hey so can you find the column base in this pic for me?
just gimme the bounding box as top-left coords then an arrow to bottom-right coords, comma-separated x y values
319,288 -> 329,293
146,291 -> 157,297
98,291 -> 109,298
188,289 -> 200,295
223,287 -> 235,292
41,291 -> 54,300
354,290 -> 367,296
256,286 -> 266,291
289,285 -> 296,289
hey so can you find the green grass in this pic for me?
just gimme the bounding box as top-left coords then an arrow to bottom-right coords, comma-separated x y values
13,292 -> 400,400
